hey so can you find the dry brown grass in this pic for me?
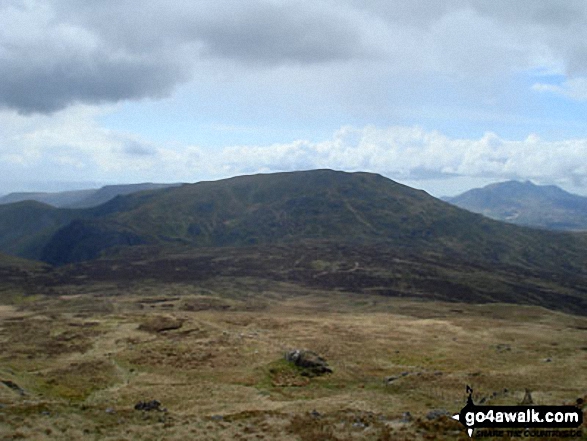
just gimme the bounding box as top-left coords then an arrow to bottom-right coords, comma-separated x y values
1,285 -> 586,440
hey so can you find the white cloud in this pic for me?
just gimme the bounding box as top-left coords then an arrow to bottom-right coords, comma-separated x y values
207,127 -> 587,191
2,107 -> 587,192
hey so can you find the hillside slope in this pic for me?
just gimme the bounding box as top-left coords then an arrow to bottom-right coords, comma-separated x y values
67,183 -> 181,208
0,201 -> 82,259
0,185 -> 180,260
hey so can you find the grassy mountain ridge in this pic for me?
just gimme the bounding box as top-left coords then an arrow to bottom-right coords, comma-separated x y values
445,180 -> 587,230
3,170 -> 587,313
41,170 -> 587,270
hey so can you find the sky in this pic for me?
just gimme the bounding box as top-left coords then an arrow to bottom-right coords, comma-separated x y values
2,0 -> 587,197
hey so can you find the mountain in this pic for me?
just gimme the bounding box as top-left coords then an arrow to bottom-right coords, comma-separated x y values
444,180 -> 587,230
44,169 -> 508,262
2,170 -> 587,313
0,183 -> 180,209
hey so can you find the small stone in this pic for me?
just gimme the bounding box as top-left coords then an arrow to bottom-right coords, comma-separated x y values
134,400 -> 162,411
1,380 -> 26,396
309,410 -> 321,418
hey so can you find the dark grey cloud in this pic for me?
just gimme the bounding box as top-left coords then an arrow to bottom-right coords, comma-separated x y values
56,1 -> 368,63
0,0 -> 370,114
193,2 -> 368,64
3,0 -> 587,115
0,52 -> 187,114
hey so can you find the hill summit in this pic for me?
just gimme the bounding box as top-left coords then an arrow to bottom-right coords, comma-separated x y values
40,169 -> 523,264
445,180 -> 587,231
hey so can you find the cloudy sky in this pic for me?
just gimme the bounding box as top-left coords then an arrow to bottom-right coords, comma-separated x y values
2,0 -> 587,196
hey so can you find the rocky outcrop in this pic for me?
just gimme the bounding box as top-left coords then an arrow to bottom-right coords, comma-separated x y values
285,350 -> 332,377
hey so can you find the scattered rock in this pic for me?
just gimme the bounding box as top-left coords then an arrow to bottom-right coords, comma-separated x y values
284,350 -> 332,377
138,316 -> 184,333
426,409 -> 450,420
134,400 -> 164,411
544,357 -> 552,362
352,420 -> 367,429
309,410 -> 321,418
1,380 -> 26,396
210,415 -> 224,421
401,411 -> 413,423
105,407 -> 116,414
496,344 -> 511,352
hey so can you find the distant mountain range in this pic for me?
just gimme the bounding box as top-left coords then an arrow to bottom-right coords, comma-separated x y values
1,170 -> 586,314
444,180 -> 587,231
0,183 -> 181,209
